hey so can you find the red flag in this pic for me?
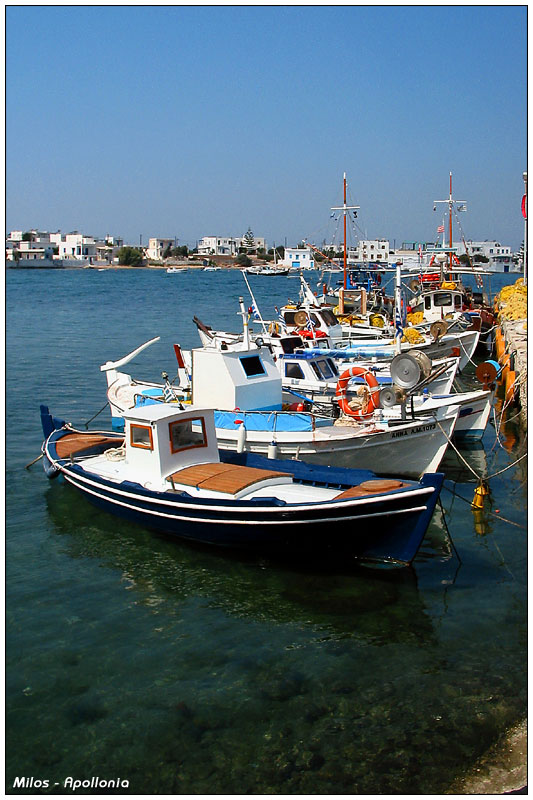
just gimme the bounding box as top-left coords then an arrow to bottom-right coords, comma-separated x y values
437,225 -> 445,233
522,194 -> 527,219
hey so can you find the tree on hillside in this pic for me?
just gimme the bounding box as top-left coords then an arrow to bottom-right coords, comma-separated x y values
22,232 -> 34,242
163,244 -> 172,259
117,246 -> 144,266
236,253 -> 252,267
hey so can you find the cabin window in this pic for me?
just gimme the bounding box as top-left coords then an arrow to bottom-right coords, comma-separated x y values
320,309 -> 338,326
326,358 -> 338,376
454,295 -> 462,308
280,336 -> 303,354
310,362 -> 323,380
434,293 -> 453,307
130,424 -> 154,450
169,417 -> 207,454
285,362 -> 305,379
239,355 -> 266,378
315,359 -> 335,379
425,296 -> 432,310
283,311 -> 297,326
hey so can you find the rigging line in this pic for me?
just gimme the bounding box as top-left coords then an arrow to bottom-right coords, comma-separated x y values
487,452 -> 528,480
441,483 -> 527,530
433,417 -> 483,480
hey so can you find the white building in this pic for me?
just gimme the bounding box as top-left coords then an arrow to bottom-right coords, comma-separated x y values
279,247 -> 315,269
147,238 -> 176,262
356,239 -> 389,263
198,236 -> 237,256
454,240 -> 517,272
55,232 -> 98,263
6,230 -> 56,261
197,234 -> 267,257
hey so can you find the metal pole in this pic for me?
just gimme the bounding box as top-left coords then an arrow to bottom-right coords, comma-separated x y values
523,172 -> 527,285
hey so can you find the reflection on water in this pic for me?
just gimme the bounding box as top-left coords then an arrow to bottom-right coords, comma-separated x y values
6,477 -> 526,795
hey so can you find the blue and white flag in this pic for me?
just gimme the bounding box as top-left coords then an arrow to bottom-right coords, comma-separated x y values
251,301 -> 261,320
163,381 -> 175,403
305,315 -> 314,331
274,306 -> 285,326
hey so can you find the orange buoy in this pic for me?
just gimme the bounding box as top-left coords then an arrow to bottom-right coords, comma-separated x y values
505,369 -> 517,405
499,353 -> 511,381
494,328 -> 505,361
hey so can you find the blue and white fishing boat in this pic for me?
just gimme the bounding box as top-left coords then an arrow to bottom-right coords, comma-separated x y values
101,313 -> 462,479
40,403 -> 444,567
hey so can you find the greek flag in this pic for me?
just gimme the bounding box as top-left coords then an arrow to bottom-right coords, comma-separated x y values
163,381 -> 175,403
274,306 -> 285,325
305,315 -> 314,331
251,301 -> 261,320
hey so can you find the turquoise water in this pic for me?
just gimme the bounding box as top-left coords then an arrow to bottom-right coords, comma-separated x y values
6,268 -> 527,794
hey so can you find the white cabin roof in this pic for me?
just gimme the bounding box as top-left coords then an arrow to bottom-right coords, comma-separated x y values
123,403 -> 214,425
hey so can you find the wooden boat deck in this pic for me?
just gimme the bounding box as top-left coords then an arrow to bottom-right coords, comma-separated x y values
167,462 -> 293,495
335,478 -> 409,499
55,433 -> 125,459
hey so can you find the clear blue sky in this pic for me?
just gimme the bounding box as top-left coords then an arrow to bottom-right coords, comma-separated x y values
6,5 -> 527,250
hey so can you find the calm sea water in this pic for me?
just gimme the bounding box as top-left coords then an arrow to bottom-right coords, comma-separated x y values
6,268 -> 527,794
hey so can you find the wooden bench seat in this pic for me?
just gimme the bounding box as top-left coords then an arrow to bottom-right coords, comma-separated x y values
55,433 -> 125,459
167,462 -> 293,495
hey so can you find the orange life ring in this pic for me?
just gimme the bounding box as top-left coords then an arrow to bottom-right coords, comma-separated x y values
335,366 -> 379,419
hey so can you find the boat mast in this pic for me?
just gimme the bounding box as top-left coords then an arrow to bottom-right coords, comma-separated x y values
331,173 -> 359,290
448,172 -> 453,273
433,172 -> 466,281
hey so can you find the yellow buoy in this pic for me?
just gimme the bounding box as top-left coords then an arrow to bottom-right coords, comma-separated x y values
471,482 -> 490,509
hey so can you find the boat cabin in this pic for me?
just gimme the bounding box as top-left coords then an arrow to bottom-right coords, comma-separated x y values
411,287 -> 469,322
123,404 -> 293,498
191,342 -> 283,411
280,304 -> 343,340
279,351 -> 339,387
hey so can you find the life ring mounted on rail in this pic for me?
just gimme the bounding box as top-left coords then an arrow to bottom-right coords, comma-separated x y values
335,365 -> 379,419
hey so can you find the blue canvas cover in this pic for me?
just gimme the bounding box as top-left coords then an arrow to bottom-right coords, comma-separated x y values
214,410 -> 315,432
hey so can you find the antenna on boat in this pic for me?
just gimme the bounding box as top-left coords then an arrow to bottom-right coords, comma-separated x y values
238,296 -> 250,350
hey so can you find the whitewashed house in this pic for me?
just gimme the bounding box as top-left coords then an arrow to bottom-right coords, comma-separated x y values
6,230 -> 57,263
198,236 -> 237,256
55,232 -> 98,264
147,238 -> 176,262
357,239 -> 390,263
279,247 -> 315,269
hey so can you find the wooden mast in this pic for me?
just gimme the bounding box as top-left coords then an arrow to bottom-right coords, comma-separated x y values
343,174 -> 348,289
448,171 -> 454,274
331,173 -> 359,290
